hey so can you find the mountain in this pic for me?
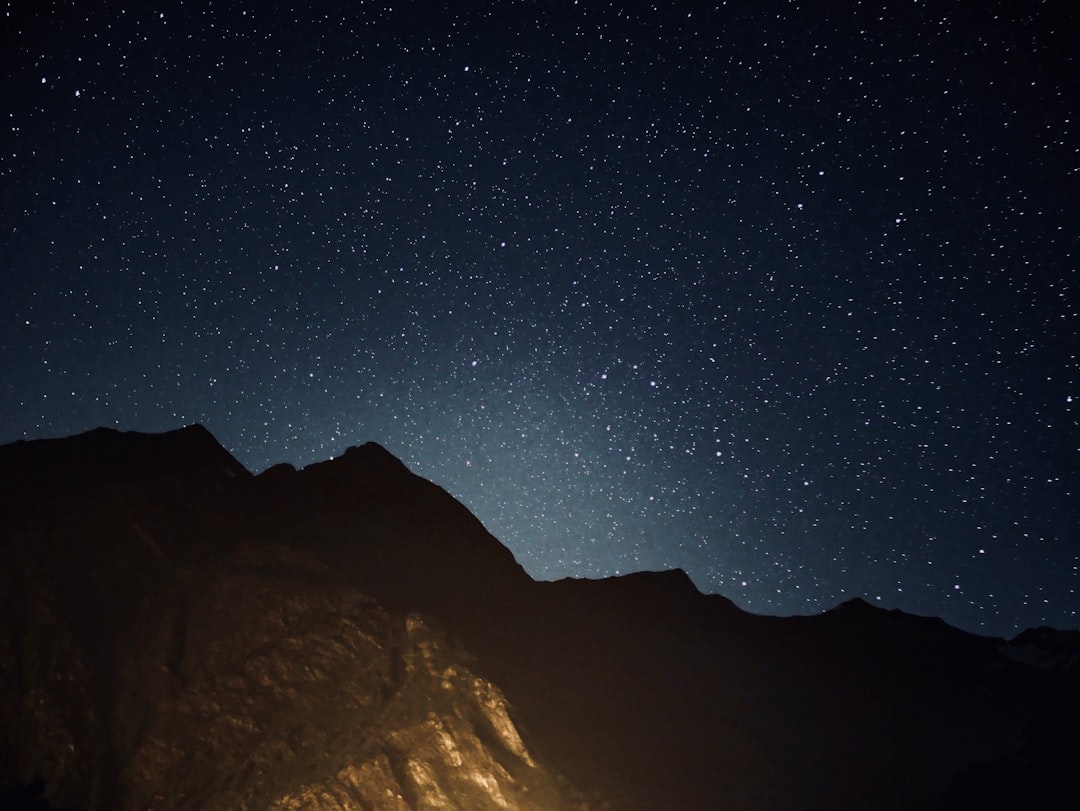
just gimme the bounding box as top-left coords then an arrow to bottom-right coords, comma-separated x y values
0,426 -> 1074,810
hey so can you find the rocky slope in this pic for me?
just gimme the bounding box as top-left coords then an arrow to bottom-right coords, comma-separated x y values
0,427 -> 592,810
1,425 -> 1075,810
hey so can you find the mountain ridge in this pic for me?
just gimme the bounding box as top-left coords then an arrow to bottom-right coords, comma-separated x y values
2,425 -> 1074,810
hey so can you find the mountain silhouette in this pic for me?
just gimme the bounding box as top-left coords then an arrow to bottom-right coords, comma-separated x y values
1,425 -> 1074,810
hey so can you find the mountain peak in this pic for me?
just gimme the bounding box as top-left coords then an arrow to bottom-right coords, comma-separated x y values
832,596 -> 879,613
0,424 -> 249,512
341,440 -> 408,470
296,440 -> 411,482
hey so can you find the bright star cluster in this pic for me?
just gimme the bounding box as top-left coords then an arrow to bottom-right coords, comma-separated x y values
2,1 -> 1076,637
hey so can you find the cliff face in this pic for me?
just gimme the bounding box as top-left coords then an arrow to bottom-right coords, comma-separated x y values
5,549 -> 585,811
114,554 -> 578,811
1,426 -> 1074,810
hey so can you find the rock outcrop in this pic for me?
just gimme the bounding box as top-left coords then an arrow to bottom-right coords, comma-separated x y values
111,556 -> 579,811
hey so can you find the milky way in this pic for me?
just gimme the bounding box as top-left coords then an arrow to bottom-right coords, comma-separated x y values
2,1 -> 1076,636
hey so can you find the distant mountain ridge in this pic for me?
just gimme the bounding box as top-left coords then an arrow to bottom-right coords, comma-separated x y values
1,425 -> 1076,810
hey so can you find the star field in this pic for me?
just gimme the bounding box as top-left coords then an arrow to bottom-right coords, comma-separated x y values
2,0 -> 1077,637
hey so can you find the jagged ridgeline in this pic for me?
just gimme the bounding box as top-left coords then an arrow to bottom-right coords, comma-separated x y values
1,426 -> 1076,810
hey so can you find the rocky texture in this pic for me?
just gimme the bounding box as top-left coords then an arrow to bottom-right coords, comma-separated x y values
117,560 -> 574,811
1,425 -> 1076,810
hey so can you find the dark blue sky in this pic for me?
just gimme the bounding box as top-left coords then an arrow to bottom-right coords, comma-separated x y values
3,0 -> 1076,637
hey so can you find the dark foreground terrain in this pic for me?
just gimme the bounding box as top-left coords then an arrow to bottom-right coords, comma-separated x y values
1,426 -> 1076,810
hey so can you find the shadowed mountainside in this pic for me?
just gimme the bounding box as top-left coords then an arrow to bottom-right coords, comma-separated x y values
1,426 -> 1075,810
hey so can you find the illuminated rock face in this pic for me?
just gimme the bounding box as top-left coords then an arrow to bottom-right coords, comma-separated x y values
5,545 -> 586,811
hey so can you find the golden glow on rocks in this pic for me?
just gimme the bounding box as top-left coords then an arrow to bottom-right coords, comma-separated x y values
104,559 -> 577,810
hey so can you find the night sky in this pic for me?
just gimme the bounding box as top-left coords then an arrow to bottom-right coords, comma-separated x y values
3,1 -> 1077,638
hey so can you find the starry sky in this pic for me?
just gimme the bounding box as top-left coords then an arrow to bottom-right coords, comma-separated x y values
3,0 -> 1077,637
